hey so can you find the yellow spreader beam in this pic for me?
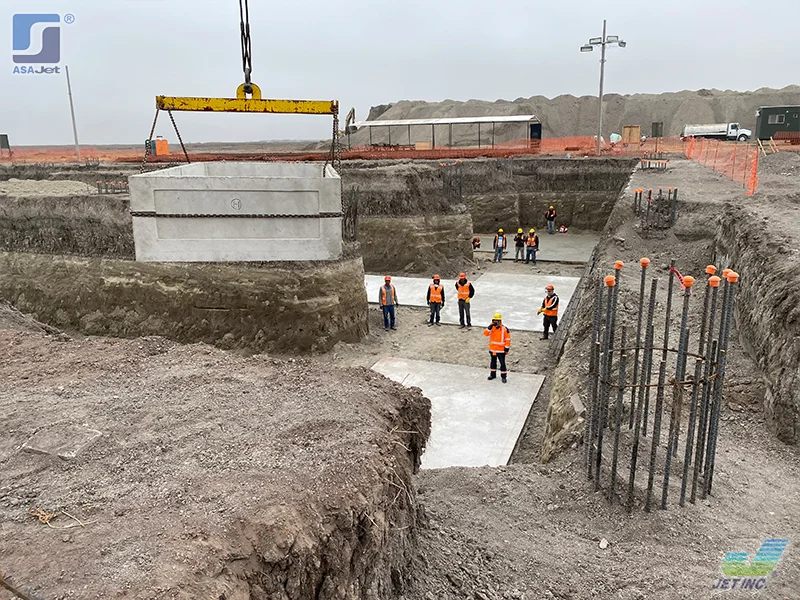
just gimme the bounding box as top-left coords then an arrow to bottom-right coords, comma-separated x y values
157,84 -> 338,116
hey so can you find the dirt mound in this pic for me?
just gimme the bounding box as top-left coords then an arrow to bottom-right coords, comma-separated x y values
0,332 -> 430,599
351,86 -> 800,145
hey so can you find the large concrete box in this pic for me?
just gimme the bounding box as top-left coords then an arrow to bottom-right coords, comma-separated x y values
129,162 -> 342,262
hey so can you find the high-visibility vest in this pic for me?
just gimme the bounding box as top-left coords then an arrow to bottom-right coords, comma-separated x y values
456,282 -> 472,300
380,285 -> 397,306
543,293 -> 559,317
526,234 -> 538,247
483,324 -> 511,354
493,234 -> 506,249
429,284 -> 443,303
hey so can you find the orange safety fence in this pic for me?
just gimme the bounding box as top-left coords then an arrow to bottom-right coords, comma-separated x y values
684,137 -> 759,196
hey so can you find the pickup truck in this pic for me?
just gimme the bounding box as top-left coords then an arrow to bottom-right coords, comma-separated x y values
681,123 -> 751,141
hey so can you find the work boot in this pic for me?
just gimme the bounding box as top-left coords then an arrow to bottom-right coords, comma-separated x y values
390,326 -> 396,330
428,322 -> 434,327
540,336 -> 548,341
459,324 -> 466,329
435,322 -> 441,326
385,327 -> 389,331
501,376 -> 507,384
487,374 -> 496,380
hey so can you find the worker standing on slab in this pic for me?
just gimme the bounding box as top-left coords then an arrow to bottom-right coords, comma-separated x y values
427,274 -> 445,327
525,228 -> 539,265
484,313 -> 511,383
455,272 -> 475,329
380,275 -> 398,331
545,206 -> 557,235
514,228 -> 527,262
537,284 -> 559,340
492,228 -> 507,263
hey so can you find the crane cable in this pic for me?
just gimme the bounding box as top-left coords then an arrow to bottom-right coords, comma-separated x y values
239,0 -> 254,94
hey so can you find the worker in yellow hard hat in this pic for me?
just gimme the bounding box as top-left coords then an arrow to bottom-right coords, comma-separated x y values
492,228 -> 507,263
514,227 -> 527,262
545,206 -> 557,235
525,228 -> 539,265
483,313 -> 511,382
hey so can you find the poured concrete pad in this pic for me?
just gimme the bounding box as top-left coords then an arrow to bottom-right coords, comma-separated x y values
474,231 -> 599,263
365,273 -> 580,332
22,425 -> 102,460
372,357 -> 543,469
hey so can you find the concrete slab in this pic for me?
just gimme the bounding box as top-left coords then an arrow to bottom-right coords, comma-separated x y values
365,273 -> 580,332
129,162 -> 342,262
22,425 -> 103,460
372,357 -> 544,469
474,231 -> 598,263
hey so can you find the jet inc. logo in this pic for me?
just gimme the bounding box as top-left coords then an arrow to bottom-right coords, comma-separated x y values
12,14 -> 70,74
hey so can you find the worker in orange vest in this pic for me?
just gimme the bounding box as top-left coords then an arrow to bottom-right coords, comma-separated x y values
537,284 -> 559,340
380,275 -> 398,331
426,274 -> 445,326
525,228 -> 539,265
492,228 -> 507,263
545,206 -> 557,235
455,272 -> 475,329
483,313 -> 511,383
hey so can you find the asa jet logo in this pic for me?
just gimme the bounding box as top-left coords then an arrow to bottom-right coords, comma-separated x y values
13,14 -> 60,63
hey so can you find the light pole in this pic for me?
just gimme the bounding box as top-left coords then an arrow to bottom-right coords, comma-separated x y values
581,20 -> 626,156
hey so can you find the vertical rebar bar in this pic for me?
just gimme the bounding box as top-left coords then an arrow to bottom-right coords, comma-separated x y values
588,340 -> 601,480
671,277 -> 695,457
594,278 -> 617,492
680,358 -> 704,507
585,283 -> 604,474
693,339 -> 717,503
627,277 -> 658,512
670,187 -> 679,226
705,273 -> 738,496
645,360 -> 667,513
661,377 -> 682,510
611,327 -> 628,501
662,259 -> 676,364
697,267 -> 716,357
629,258 -> 649,428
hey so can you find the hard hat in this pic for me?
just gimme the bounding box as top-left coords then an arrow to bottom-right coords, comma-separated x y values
492,313 -> 502,320
498,228 -> 504,233
433,274 -> 441,280
384,276 -> 391,281
518,228 -> 523,233
529,228 -> 535,233
549,205 -> 554,209
545,285 -> 555,291
458,272 -> 466,279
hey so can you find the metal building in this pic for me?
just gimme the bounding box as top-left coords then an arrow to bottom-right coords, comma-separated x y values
755,106 -> 800,141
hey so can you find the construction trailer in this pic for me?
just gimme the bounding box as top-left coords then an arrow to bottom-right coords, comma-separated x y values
756,106 -> 800,142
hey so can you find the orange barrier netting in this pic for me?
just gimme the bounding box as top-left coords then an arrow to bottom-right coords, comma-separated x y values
684,137 -> 759,196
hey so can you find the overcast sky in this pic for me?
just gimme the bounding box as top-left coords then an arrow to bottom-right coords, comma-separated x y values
1,0 -> 796,146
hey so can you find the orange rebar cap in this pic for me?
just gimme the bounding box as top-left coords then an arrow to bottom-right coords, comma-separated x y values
604,275 -> 616,287
726,271 -> 740,283
640,257 -> 651,268
722,268 -> 732,278
614,260 -> 625,270
705,265 -> 717,275
709,276 -> 721,288
683,276 -> 695,288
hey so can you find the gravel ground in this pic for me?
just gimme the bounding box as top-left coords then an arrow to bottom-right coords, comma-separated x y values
0,178 -> 98,197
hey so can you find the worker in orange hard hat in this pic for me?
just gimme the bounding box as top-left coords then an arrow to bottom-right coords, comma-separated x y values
537,284 -> 559,340
455,272 -> 475,329
380,275 -> 399,331
483,313 -> 511,383
426,274 -> 445,327
493,228 -> 507,263
514,228 -> 527,262
545,205 -> 557,235
525,228 -> 539,265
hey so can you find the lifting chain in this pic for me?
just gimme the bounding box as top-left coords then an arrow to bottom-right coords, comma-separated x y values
140,108 -> 190,173
239,0 -> 254,94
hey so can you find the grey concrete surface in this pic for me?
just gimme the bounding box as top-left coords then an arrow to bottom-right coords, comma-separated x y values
129,162 -> 343,262
372,357 -> 543,469
474,231 -> 599,263
365,273 -> 580,332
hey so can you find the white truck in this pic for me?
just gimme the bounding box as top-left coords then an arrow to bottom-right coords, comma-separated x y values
681,122 -> 751,141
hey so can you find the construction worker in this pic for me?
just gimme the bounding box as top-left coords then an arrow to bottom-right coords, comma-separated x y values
483,313 -> 511,383
545,205 -> 557,235
426,274 -> 445,326
455,272 -> 475,329
379,275 -> 398,331
525,228 -> 539,265
492,228 -> 507,263
513,228 -> 527,262
537,284 -> 559,340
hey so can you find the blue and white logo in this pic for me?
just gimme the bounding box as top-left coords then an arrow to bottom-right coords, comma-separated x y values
13,14 -> 61,63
